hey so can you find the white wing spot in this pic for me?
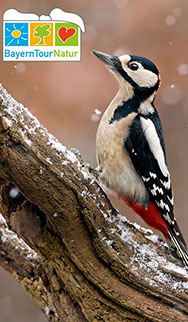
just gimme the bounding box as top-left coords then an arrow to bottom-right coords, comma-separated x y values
156,200 -> 170,213
151,184 -> 164,195
142,176 -> 150,182
160,177 -> 171,190
131,148 -> 137,156
151,188 -> 157,196
149,172 -> 157,179
162,213 -> 172,223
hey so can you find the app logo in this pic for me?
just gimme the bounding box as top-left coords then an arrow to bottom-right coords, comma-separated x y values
3,8 -> 85,61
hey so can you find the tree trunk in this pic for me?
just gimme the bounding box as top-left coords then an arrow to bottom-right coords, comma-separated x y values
0,84 -> 188,321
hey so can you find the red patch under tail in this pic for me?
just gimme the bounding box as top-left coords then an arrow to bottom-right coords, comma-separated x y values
120,196 -> 170,239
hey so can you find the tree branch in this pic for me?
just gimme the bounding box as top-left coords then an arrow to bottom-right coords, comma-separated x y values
0,84 -> 188,321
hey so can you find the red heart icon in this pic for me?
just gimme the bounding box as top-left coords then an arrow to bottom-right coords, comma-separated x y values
58,27 -> 76,43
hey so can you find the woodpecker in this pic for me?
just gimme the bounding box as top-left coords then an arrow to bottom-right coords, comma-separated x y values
92,50 -> 188,267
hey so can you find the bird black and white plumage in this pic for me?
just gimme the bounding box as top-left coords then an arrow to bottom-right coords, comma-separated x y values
93,50 -> 188,267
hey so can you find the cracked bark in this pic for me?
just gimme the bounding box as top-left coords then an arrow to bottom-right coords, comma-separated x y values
0,85 -> 188,321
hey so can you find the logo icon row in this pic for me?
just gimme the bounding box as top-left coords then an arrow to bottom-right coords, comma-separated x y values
4,22 -> 78,46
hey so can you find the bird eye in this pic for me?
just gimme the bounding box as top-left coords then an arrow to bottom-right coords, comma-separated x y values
128,62 -> 139,71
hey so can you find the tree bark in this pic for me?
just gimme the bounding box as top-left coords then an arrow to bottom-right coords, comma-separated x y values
0,84 -> 188,321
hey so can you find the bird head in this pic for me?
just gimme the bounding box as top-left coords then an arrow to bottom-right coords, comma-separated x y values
92,50 -> 161,100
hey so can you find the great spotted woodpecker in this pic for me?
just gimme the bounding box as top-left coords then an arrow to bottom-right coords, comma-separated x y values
92,50 -> 188,267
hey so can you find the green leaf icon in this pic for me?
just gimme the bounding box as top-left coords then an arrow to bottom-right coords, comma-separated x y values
33,24 -> 51,45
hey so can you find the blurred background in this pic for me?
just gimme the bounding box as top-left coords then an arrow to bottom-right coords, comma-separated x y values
1,0 -> 188,320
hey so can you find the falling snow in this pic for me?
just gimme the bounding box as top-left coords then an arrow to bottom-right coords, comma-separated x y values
113,0 -> 128,9
95,108 -> 101,115
14,63 -> 26,74
9,187 -> 20,199
165,15 -> 176,26
113,47 -> 131,57
160,85 -> 181,105
177,64 -> 188,75
91,108 -> 101,122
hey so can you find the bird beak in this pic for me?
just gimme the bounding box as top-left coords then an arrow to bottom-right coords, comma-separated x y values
92,50 -> 118,67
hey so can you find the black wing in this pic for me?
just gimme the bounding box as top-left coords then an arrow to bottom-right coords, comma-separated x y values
124,113 -> 186,247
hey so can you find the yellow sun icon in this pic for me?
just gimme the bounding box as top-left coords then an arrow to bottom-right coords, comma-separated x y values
11,30 -> 21,38
5,23 -> 28,46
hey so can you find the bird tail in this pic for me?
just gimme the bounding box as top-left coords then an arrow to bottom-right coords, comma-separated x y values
120,196 -> 188,267
168,229 -> 188,267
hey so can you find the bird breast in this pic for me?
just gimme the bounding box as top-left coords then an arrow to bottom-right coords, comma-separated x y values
96,110 -> 149,205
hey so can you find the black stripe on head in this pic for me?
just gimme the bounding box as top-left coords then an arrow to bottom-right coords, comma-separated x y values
111,56 -> 138,88
130,55 -> 159,75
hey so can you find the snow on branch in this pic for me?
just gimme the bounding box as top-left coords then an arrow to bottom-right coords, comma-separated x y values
0,84 -> 93,181
0,84 -> 188,321
0,213 -> 38,261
